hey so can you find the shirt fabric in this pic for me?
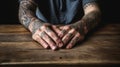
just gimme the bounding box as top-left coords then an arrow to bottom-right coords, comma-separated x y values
19,0 -> 97,24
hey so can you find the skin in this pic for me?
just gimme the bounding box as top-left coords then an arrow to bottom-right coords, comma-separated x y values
58,2 -> 101,49
19,0 -> 63,50
19,0 -> 101,50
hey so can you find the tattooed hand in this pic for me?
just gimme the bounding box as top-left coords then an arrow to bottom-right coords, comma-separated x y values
18,0 -> 63,50
31,21 -> 63,50
58,22 -> 86,49
55,2 -> 101,49
19,0 -> 101,50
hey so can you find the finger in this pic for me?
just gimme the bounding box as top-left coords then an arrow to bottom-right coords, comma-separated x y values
66,33 -> 84,49
32,30 -> 49,49
62,29 -> 76,45
58,26 -> 70,38
39,32 -> 57,50
59,26 -> 64,30
43,26 -> 63,47
52,25 -> 61,34
34,34 -> 49,49
52,26 -> 64,47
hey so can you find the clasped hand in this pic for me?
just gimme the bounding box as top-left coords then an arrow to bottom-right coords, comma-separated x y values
32,23 -> 85,50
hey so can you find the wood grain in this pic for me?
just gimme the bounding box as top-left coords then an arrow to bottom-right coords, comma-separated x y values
0,23 -> 120,66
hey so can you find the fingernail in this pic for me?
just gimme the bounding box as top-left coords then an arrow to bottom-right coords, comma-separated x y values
52,46 -> 57,50
66,45 -> 72,49
44,45 -> 49,49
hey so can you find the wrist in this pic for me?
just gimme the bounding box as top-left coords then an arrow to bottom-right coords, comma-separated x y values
72,20 -> 88,35
28,19 -> 44,34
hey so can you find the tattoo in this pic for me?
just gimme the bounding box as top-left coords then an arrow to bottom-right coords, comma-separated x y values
82,11 -> 101,31
71,37 -> 79,46
83,2 -> 101,31
61,30 -> 66,35
46,27 -> 52,32
31,19 -> 44,34
83,2 -> 97,10
19,0 -> 37,29
40,32 -> 46,38
19,0 -> 45,34
71,3 -> 101,35
71,20 -> 85,35
68,33 -> 73,37
63,33 -> 74,45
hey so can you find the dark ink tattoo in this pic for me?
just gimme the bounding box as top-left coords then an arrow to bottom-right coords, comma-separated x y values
71,3 -> 101,35
82,11 -> 101,31
19,0 -> 45,34
83,2 -> 101,31
19,0 -> 37,28
61,30 -> 66,35
68,33 -> 73,37
71,36 -> 80,45
40,32 -> 46,38
83,2 -> 96,10
31,19 -> 44,34
46,27 -> 52,32
71,20 -> 85,35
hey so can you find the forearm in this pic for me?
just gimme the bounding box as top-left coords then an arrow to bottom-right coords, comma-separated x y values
73,2 -> 101,34
18,0 -> 43,33
81,10 -> 101,32
83,2 -> 101,32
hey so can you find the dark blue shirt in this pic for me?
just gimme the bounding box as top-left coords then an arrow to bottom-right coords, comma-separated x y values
19,0 -> 97,24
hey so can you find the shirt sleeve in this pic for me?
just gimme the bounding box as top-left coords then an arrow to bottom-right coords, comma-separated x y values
82,0 -> 97,6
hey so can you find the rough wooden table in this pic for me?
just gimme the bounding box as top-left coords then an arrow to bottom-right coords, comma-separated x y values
0,23 -> 120,67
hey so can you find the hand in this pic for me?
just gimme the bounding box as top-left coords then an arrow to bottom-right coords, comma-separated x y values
57,24 -> 85,49
32,23 -> 63,50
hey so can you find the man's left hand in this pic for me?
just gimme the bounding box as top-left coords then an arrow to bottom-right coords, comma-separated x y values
55,24 -> 85,49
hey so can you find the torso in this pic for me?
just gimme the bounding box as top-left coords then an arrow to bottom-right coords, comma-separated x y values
35,0 -> 84,24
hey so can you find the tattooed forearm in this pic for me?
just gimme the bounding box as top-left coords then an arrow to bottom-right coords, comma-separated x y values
82,11 -> 101,31
82,3 -> 101,31
29,19 -> 44,34
83,2 -> 97,10
72,2 -> 101,34
18,0 -> 37,29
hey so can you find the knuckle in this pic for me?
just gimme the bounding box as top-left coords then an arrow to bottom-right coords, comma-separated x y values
41,25 -> 47,29
70,29 -> 76,33
63,26 -> 69,30
66,26 -> 71,29
56,38 -> 60,42
32,34 -> 38,40
53,25 -> 57,28
32,31 -> 42,40
77,33 -> 81,37
72,28 -> 76,32
34,28 -> 41,34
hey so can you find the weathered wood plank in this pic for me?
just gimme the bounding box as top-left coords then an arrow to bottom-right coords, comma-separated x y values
0,25 -> 28,33
0,23 -> 120,65
0,24 -> 120,35
0,34 -> 120,42
0,34 -> 32,42
0,35 -> 120,64
0,41 -> 120,65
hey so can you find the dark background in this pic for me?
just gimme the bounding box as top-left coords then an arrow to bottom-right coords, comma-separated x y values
0,0 -> 120,24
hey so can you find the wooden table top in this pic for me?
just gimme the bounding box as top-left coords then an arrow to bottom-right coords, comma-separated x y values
0,23 -> 120,66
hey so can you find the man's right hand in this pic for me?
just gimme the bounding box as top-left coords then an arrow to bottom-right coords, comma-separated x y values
18,0 -> 63,50
31,22 -> 63,50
